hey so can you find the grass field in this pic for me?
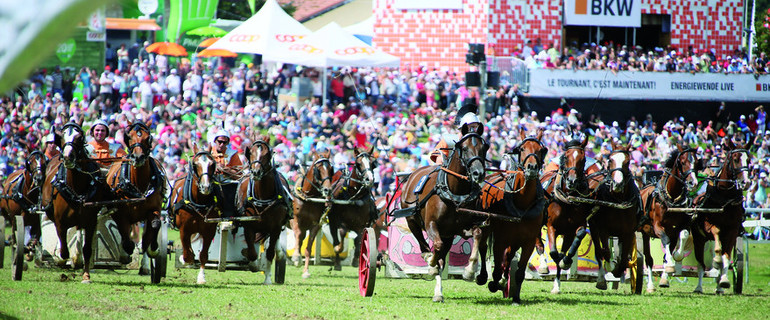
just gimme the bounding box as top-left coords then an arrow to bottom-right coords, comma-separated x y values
1,228 -> 769,320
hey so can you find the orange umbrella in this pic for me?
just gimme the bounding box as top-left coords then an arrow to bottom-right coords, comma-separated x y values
145,42 -> 188,57
199,38 -> 220,48
197,48 -> 237,58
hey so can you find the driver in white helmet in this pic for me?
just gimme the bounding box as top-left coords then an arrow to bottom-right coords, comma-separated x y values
209,128 -> 245,181
429,112 -> 482,165
86,119 -> 126,168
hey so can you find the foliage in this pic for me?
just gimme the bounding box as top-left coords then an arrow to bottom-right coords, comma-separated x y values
216,0 -> 297,21
1,228 -> 770,319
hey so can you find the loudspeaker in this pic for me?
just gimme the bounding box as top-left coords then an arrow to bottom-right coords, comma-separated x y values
465,71 -> 480,87
487,71 -> 500,88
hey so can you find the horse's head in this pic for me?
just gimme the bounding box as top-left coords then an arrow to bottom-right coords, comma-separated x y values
451,126 -> 489,186
351,145 -> 377,189
190,147 -> 216,195
666,144 -> 699,192
606,141 -> 632,193
723,139 -> 751,189
61,123 -> 86,169
511,130 -> 547,180
245,136 -> 273,180
126,121 -> 153,167
308,150 -> 334,198
26,150 -> 47,186
560,137 -> 588,191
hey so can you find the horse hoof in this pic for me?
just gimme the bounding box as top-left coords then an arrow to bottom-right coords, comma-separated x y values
81,280 -> 92,284
197,280 -> 206,285
715,290 -> 725,295
476,274 -> 488,286
693,289 -> 703,294
351,258 -> 359,267
432,295 -> 444,303
302,271 -> 311,279
659,278 -> 669,288
139,268 -> 150,276
488,281 -> 499,293
248,262 -> 259,273
719,278 -> 731,289
511,300 -> 521,306
333,263 -> 342,271
647,288 -> 656,294
263,280 -> 273,286
428,266 -> 439,277
462,269 -> 475,282
596,281 -> 608,290
558,260 -> 572,270
673,252 -> 684,262
550,288 -> 561,294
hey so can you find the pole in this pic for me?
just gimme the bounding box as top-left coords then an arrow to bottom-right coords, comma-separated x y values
479,58 -> 487,121
749,0 -> 757,62
322,67 -> 328,107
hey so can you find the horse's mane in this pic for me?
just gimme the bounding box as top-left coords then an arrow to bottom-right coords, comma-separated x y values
663,149 -> 680,169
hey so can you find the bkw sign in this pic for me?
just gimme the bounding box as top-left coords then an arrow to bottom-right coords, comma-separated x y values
564,0 -> 641,28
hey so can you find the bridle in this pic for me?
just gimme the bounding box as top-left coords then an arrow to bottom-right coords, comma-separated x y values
26,150 -> 47,187
558,145 -> 587,192
190,151 -> 215,190
61,123 -> 86,168
301,157 -> 333,196
347,151 -> 376,188
126,122 -> 152,164
249,140 -> 274,181
711,148 -> 750,189
664,148 -> 698,192
604,149 -> 632,191
512,137 -> 546,179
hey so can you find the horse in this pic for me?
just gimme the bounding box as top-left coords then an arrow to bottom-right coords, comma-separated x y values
290,150 -> 334,278
691,139 -> 749,294
399,125 -> 488,302
235,137 -> 292,284
327,145 -> 378,270
105,121 -> 166,270
476,130 -> 547,305
39,122 -> 106,283
638,145 -> 700,292
538,137 -> 593,294
587,141 -> 642,291
167,146 -> 219,284
1,150 -> 47,260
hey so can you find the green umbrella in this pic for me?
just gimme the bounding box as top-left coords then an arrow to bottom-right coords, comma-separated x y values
186,26 -> 228,37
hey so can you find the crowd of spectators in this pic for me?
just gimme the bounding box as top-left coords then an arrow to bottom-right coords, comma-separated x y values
1,46 -> 769,239
516,38 -> 763,74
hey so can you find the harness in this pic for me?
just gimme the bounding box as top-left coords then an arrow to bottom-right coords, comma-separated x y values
500,173 -> 547,220
172,153 -> 220,221
51,156 -> 100,207
294,157 -> 333,201
111,157 -> 165,199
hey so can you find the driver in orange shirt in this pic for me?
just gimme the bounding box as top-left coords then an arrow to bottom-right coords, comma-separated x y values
86,120 -> 126,168
210,129 -> 245,181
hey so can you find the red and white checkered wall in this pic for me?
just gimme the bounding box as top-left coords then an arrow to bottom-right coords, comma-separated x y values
373,0 -> 744,72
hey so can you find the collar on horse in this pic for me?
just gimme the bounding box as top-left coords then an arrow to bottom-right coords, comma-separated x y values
501,175 -> 547,221
174,154 -> 220,219
52,158 -> 100,207
295,157 -> 333,200
111,157 -> 164,199
239,169 -> 287,217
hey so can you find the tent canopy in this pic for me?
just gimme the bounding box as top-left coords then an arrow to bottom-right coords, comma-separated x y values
207,0 -> 310,58
344,16 -> 374,38
278,22 -> 399,68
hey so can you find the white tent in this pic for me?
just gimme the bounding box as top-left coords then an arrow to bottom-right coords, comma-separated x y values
277,22 -> 399,68
206,0 -> 310,58
344,16 -> 374,38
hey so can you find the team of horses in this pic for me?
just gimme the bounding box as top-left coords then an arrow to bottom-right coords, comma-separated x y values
0,120 -> 750,303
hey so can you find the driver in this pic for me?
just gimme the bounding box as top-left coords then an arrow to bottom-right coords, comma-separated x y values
86,119 -> 126,168
43,132 -> 61,160
429,112 -> 481,165
209,128 -> 245,182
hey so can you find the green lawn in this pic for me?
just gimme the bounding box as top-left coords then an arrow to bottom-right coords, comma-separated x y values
1,227 -> 769,319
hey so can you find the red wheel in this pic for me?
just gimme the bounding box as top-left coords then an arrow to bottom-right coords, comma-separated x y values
359,227 -> 377,297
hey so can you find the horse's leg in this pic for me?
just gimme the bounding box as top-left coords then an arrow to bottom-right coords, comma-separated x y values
197,225 -> 216,285
464,227 -> 483,282
550,226 -> 568,294
593,232 -> 608,290
290,217 -> 304,266
144,210 -> 161,257
512,244 -> 531,305
262,228 -> 280,285
643,233 -> 656,293
406,215 -> 431,255
534,234 -> 549,274
560,226 -> 586,270
81,220 -> 96,284
488,238 -> 505,293
54,220 -> 70,267
716,229 -> 734,291
351,227 -> 362,267
673,228 -> 690,262
692,231 -> 707,294
710,225 -> 723,270
302,224 -> 320,278
474,228 -> 490,285
612,232 -> 634,279
658,230 -> 674,287
425,220 -> 443,277
431,236 -> 452,303
112,213 -> 135,264
178,219 -> 195,266
243,225 -> 259,272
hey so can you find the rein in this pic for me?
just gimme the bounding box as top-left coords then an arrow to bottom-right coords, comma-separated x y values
295,157 -> 333,199
174,152 -> 220,219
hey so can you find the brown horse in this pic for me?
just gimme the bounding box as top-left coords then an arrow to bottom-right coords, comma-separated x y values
478,130 -> 547,305
328,145 -> 378,270
235,137 -> 292,284
40,122 -> 106,283
587,141 -> 642,291
639,145 -> 700,291
691,139 -> 749,294
538,137 -> 592,294
105,121 -> 165,270
1,150 -> 47,259
400,127 -> 488,302
168,146 -> 219,284
290,150 -> 334,278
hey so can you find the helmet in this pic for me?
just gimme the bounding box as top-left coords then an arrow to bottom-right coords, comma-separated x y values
44,133 -> 56,143
211,128 -> 230,143
90,120 -> 109,136
459,113 -> 481,127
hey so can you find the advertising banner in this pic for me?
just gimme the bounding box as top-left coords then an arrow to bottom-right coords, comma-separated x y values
564,0 -> 641,28
528,69 -> 770,102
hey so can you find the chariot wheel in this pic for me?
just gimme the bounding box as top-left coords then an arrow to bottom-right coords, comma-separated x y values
274,235 -> 287,284
503,257 -> 519,299
11,216 -> 24,281
218,226 -> 229,273
358,227 -> 377,296
732,236 -> 745,295
0,215 -> 5,268
631,249 -> 643,294
150,220 -> 168,284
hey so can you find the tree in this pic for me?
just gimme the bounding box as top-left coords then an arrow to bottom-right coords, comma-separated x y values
756,8 -> 770,55
216,0 -> 296,21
